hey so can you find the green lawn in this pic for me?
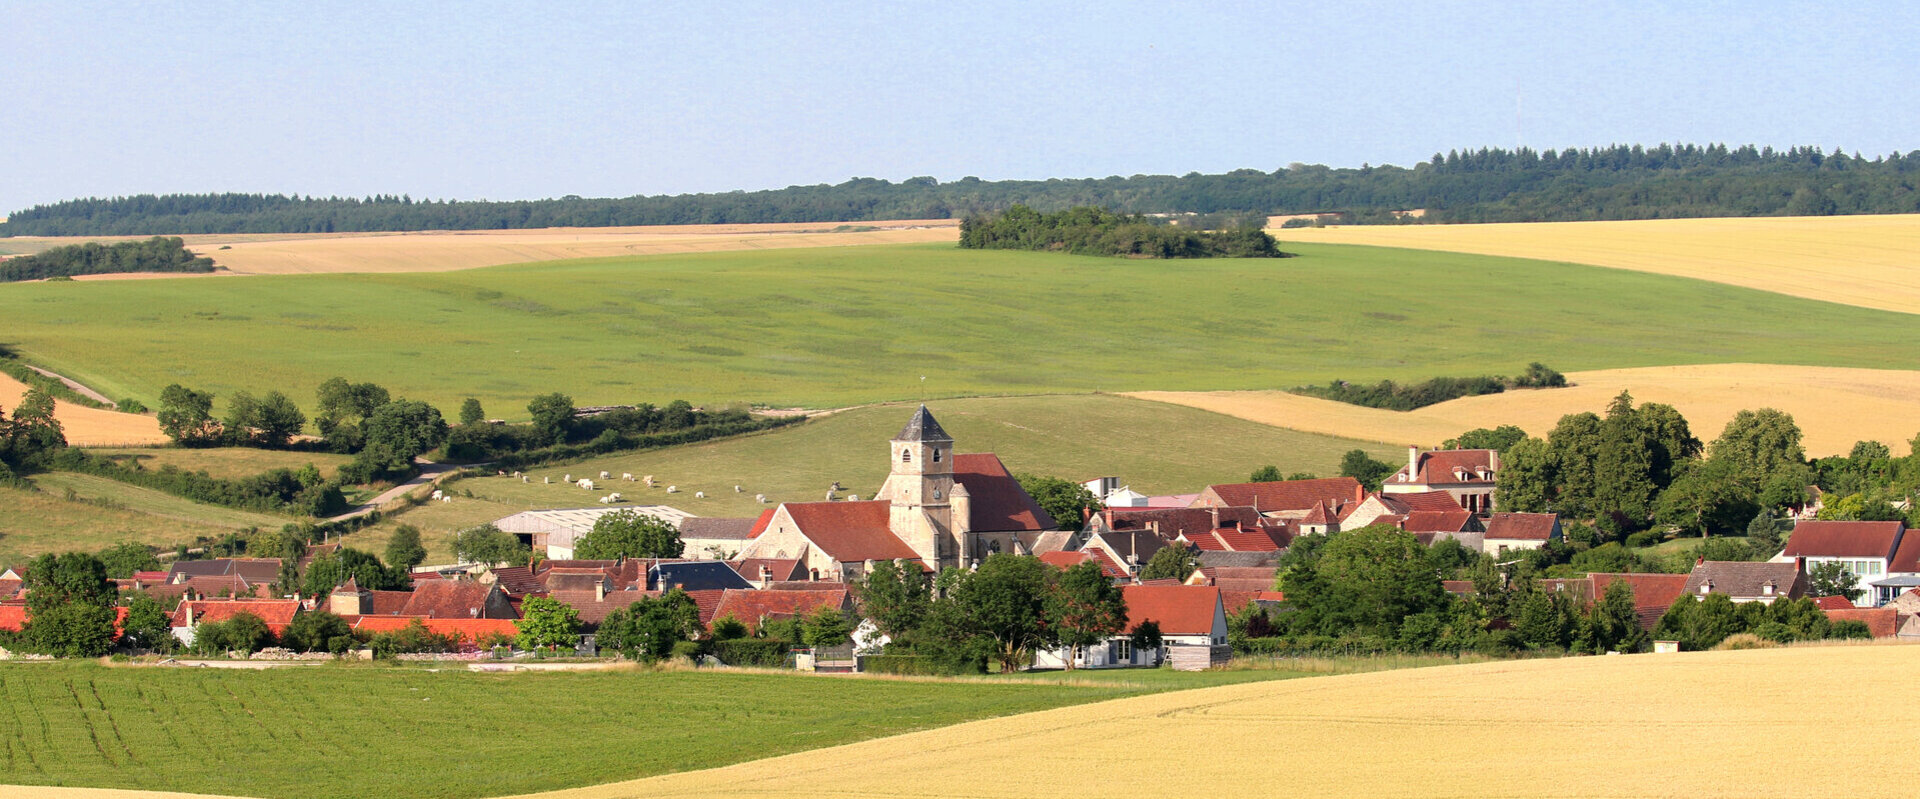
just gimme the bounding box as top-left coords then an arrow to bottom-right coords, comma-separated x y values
0,658 -> 1401,798
2,242 -> 1914,415
340,394 -> 1400,560
0,473 -> 293,567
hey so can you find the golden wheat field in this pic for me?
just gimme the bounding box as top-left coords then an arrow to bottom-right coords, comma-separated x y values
1130,363 -> 1920,458
1275,214 -> 1920,315
0,373 -> 165,446
492,643 -> 1915,799
2,220 -> 961,275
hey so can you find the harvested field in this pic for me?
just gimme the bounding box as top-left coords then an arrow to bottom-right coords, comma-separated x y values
0,372 -> 165,446
1277,214 -> 1920,314
2,220 -> 960,275
1131,363 -> 1920,457
525,643 -> 1920,798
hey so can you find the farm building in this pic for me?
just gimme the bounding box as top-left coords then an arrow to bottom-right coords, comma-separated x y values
492,505 -> 696,560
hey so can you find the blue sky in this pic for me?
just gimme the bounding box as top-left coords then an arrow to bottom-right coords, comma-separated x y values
6,1 -> 1917,212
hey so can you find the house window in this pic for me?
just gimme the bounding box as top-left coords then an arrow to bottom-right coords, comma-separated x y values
932,448 -> 942,462
1114,638 -> 1132,661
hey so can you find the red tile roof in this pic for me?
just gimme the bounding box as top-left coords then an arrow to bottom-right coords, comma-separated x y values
1301,502 -> 1335,526
1784,521 -> 1904,559
489,566 -> 542,595
1122,584 -> 1222,637
1390,491 -> 1467,512
1209,567 -> 1279,592
172,599 -> 300,632
1401,509 -> 1476,534
1102,507 -> 1262,539
400,581 -> 503,619
1200,477 -> 1365,513
1186,526 -> 1285,552
1484,512 -> 1558,541
351,616 -> 519,644
1220,589 -> 1262,617
749,509 -> 776,538
1826,607 -> 1898,638
1811,595 -> 1857,611
1442,580 -> 1476,596
1084,548 -> 1126,578
730,558 -> 806,584
952,453 -> 1056,532
781,501 -> 923,563
0,604 -> 24,632
1891,532 -> 1920,573
710,588 -> 847,632
550,589 -> 653,625
1396,449 -> 1498,485
684,589 -> 726,626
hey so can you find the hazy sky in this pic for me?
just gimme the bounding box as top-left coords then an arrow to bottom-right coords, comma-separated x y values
7,1 -> 1918,212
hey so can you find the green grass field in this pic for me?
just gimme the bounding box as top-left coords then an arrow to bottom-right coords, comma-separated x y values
86,447 -> 354,481
0,659 -> 1404,798
0,473 -> 293,567
337,394 -> 1398,560
3,242 -> 1915,415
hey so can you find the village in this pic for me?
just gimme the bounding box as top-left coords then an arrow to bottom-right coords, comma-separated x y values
3,405 -> 1905,671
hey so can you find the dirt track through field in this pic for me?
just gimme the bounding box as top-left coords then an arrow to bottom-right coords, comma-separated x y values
1276,213 -> 1920,315
0,373 -> 166,445
1129,363 -> 1920,457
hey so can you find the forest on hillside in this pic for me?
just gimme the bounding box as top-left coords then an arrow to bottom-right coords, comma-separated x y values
6,144 -> 1919,236
0,236 -> 215,282
959,205 -> 1283,258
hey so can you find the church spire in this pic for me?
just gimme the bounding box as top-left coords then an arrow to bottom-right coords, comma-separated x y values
892,404 -> 953,443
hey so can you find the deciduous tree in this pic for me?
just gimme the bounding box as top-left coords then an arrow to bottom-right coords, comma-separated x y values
574,509 -> 684,559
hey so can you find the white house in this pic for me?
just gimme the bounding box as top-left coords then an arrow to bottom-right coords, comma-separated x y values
1034,585 -> 1228,671
1774,520 -> 1907,606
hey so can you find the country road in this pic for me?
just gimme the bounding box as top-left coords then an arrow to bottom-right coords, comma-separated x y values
327,458 -> 466,522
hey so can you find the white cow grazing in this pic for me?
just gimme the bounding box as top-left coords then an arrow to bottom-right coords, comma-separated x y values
755,493 -> 766,503
848,494 -> 860,502
543,477 -> 551,484
666,485 -> 679,494
522,476 -> 530,483
609,492 -> 622,502
623,473 -> 634,481
643,475 -> 656,487
734,485 -> 742,493
598,496 -> 611,504
578,479 -> 596,491
441,496 -> 452,503
694,491 -> 705,499
431,490 -> 444,500
600,471 -> 610,480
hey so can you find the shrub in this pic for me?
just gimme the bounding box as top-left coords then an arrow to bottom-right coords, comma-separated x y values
1829,620 -> 1873,640
712,638 -> 791,668
859,654 -> 942,675
1624,530 -> 1663,548
1712,633 -> 1778,651
669,640 -> 704,661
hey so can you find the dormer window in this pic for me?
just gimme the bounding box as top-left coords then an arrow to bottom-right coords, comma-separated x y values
1700,580 -> 1714,595
1762,581 -> 1776,596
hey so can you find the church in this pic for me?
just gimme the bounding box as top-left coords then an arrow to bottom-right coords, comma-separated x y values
738,406 -> 1057,579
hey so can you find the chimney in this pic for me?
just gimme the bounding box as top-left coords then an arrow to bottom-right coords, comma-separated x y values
759,565 -> 772,589
1795,556 -> 1807,575
594,580 -> 605,602
1209,507 -> 1220,530
182,604 -> 194,626
1408,445 -> 1420,481
1696,555 -> 1705,567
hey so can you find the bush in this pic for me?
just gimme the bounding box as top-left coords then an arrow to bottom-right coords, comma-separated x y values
669,640 -> 704,661
1624,530 -> 1663,548
858,654 -> 942,675
1712,633 -> 1778,650
1829,619 -> 1873,640
712,638 -> 791,667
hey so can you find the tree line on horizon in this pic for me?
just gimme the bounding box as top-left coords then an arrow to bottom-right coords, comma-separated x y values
7,143 -> 1920,236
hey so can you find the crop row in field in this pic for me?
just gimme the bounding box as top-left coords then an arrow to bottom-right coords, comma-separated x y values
4,242 -> 1918,415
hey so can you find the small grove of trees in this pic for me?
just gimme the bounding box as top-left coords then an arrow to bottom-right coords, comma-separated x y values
1014,474 -> 1103,531
573,509 -> 685,559
453,524 -> 531,567
514,596 -> 581,653
598,590 -> 702,660
0,386 -> 69,477
1654,594 -> 1859,650
1337,449 -> 1396,492
849,554 -> 1129,674
1293,363 -> 1566,412
13,551 -> 119,657
1137,544 -> 1199,581
960,205 -> 1284,259
0,236 -> 215,282
300,547 -> 410,596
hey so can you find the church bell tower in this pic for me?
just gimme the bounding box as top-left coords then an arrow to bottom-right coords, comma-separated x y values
879,405 -> 956,568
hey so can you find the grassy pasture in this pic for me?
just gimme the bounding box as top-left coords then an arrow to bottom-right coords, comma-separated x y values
604,643 -> 1920,798
85,447 -> 354,482
3,242 -> 1918,415
342,394 -> 1400,560
1279,213 -> 1920,315
0,473 -> 293,566
0,659 -> 1360,798
1132,362 -> 1920,458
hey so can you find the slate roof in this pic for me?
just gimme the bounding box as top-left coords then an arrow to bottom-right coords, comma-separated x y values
711,588 -> 848,632
1086,530 -> 1169,569
681,517 -> 762,541
489,566 -> 542,595
1195,550 -> 1279,569
893,405 -> 953,442
1200,478 -> 1365,513
1826,607 -> 1899,638
1783,521 -> 1904,559
952,453 -> 1056,532
781,501 -> 923,563
651,561 -> 754,592
1484,512 -> 1559,541
1683,561 -> 1806,600
166,558 -> 282,584
1122,585 -> 1222,637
